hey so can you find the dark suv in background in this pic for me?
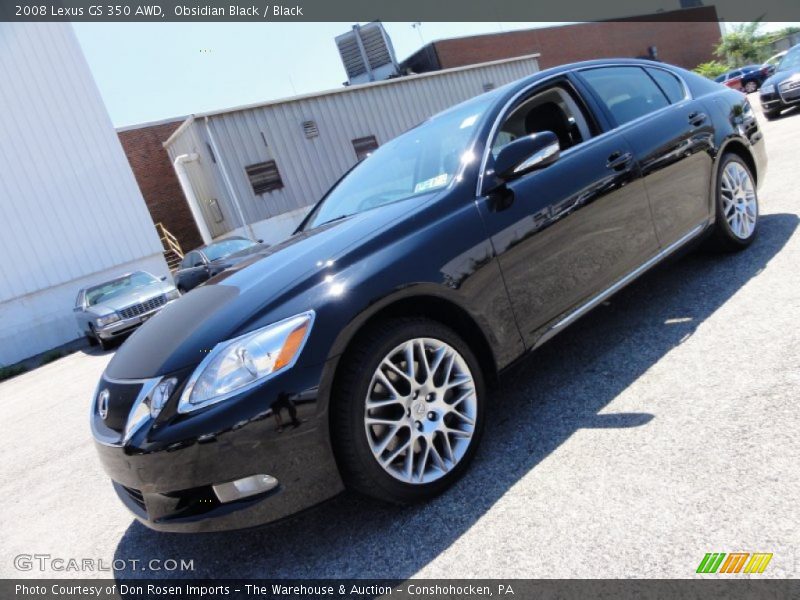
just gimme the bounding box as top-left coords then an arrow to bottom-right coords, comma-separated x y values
759,44 -> 800,119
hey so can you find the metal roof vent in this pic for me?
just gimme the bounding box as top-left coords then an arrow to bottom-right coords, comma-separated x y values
302,120 -> 319,139
335,22 -> 399,85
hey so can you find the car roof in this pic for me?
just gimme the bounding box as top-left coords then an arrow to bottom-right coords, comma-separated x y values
79,271 -> 154,292
486,58 -> 685,105
193,236 -> 252,252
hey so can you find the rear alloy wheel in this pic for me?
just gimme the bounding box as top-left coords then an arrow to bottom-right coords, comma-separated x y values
744,81 -> 758,93
710,154 -> 759,251
332,318 -> 485,504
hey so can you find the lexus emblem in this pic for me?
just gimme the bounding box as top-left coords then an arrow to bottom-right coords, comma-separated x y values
98,389 -> 110,420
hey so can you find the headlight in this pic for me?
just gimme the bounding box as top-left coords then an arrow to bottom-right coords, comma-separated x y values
760,84 -> 775,95
96,313 -> 120,327
178,311 -> 314,413
166,289 -> 181,300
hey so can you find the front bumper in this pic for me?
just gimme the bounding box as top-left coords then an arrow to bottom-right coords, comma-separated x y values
760,84 -> 800,112
95,301 -> 177,339
92,359 -> 344,532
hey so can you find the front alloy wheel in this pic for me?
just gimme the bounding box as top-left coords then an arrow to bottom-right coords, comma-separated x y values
364,338 -> 478,484
332,318 -> 485,504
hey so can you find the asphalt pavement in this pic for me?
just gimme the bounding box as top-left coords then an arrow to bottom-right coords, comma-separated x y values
1,98 -> 798,580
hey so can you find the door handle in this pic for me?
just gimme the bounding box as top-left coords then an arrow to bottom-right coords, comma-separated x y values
688,111 -> 708,127
606,151 -> 633,171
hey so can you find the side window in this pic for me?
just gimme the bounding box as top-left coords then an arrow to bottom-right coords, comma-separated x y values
74,291 -> 84,309
491,83 -> 594,158
646,68 -> 686,104
580,66 -> 670,127
182,252 -> 205,268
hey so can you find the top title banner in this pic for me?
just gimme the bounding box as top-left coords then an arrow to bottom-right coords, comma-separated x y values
3,0 -> 800,22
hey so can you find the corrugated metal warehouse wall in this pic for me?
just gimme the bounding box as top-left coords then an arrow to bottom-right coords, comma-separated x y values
0,23 -> 169,365
165,55 -> 539,242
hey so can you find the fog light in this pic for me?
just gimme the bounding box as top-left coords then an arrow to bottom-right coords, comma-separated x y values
212,474 -> 279,503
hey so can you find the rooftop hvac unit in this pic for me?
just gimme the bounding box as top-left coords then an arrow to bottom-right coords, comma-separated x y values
336,22 -> 399,85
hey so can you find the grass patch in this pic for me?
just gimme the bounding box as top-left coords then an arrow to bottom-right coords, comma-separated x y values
39,350 -> 64,365
0,364 -> 27,382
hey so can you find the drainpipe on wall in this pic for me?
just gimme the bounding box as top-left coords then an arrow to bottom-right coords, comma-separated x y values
173,153 -> 212,245
204,116 -> 256,240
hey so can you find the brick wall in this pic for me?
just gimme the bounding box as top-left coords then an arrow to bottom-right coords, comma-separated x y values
117,120 -> 203,252
404,7 -> 721,74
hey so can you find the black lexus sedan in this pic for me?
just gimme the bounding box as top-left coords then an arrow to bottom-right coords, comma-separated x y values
759,44 -> 800,119
174,236 -> 267,293
91,59 -> 766,532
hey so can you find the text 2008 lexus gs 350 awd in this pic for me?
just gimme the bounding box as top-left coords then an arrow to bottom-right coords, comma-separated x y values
92,59 -> 766,532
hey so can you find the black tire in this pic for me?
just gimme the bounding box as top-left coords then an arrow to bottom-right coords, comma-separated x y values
744,81 -> 758,93
90,325 -> 112,351
85,331 -> 98,347
331,317 -> 486,505
763,109 -> 780,121
708,153 -> 759,252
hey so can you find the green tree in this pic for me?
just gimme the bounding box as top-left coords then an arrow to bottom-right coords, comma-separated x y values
693,60 -> 729,79
715,21 -> 769,66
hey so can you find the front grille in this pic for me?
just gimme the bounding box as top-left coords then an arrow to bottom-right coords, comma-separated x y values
98,379 -> 144,432
119,295 -> 166,320
779,80 -> 800,103
781,79 -> 800,91
121,485 -> 147,512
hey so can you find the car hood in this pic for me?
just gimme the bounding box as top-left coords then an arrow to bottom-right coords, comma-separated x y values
105,194 -> 437,379
89,283 -> 173,315
763,69 -> 800,88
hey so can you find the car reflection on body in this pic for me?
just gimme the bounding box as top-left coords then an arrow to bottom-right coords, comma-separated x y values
90,59 -> 766,532
174,236 -> 268,293
74,271 -> 179,350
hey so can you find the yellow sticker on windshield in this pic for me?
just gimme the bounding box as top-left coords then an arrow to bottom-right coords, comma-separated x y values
414,174 -> 449,193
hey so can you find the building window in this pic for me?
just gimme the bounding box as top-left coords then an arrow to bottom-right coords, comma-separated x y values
302,120 -> 319,138
352,135 -> 379,161
245,161 -> 283,194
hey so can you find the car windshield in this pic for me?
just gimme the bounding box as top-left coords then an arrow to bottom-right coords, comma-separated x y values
777,49 -> 800,72
204,238 -> 256,261
85,272 -> 158,306
302,95 -> 494,230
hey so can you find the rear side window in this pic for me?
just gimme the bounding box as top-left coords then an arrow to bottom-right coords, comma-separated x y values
580,66 -> 670,126
646,68 -> 686,104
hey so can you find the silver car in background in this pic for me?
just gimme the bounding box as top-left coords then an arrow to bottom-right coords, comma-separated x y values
74,271 -> 180,350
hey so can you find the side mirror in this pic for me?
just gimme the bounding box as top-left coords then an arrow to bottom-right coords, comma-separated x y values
257,239 -> 264,244
494,131 -> 560,182
160,275 -> 168,281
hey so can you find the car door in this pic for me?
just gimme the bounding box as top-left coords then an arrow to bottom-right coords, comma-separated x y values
176,251 -> 209,291
577,65 -> 715,249
474,75 -> 660,347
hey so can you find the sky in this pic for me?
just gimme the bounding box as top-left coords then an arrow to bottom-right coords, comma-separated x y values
73,21 -> 798,128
